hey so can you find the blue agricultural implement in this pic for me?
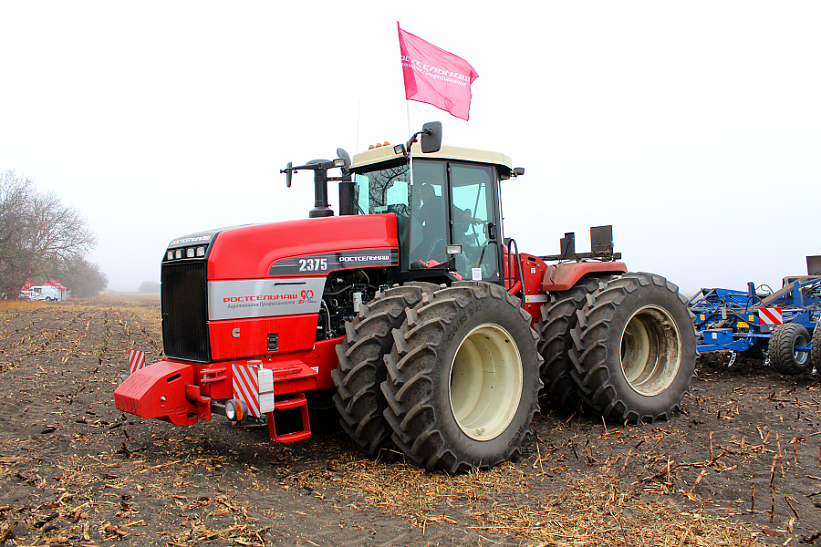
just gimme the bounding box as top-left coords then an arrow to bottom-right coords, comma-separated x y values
689,256 -> 821,375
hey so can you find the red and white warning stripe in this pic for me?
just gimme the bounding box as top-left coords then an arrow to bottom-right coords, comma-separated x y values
232,363 -> 261,417
128,350 -> 146,374
758,307 -> 783,325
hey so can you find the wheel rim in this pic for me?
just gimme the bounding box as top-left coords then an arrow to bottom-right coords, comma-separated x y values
794,334 -> 809,365
620,306 -> 682,397
449,324 -> 523,441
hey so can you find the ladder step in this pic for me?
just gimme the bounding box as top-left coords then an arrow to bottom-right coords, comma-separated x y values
274,430 -> 311,443
267,392 -> 311,443
275,394 -> 308,410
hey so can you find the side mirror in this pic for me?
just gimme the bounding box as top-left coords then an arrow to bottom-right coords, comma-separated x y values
336,148 -> 351,174
420,121 -> 442,153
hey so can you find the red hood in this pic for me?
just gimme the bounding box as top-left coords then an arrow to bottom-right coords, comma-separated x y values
207,214 -> 398,280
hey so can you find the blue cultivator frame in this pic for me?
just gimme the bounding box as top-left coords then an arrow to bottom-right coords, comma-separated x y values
689,276 -> 821,356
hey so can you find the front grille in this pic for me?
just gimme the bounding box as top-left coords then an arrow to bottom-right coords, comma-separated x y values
161,261 -> 210,362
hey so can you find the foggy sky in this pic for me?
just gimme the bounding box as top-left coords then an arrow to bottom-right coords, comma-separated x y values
1,1 -> 819,295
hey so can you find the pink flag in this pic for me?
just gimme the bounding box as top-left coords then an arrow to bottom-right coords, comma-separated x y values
398,23 -> 479,121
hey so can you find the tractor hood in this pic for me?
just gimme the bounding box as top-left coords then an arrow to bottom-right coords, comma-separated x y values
163,214 -> 399,281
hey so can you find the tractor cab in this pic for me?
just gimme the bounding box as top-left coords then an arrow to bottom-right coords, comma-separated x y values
348,145 -> 514,282
281,121 -> 523,284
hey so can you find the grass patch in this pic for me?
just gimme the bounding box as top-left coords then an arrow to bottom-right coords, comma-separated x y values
0,299 -> 48,312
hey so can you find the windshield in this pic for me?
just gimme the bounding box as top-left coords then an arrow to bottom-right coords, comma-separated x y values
353,162 -> 410,215
353,162 -> 412,268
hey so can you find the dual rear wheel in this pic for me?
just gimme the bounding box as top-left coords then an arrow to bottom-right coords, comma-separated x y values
542,272 -> 697,423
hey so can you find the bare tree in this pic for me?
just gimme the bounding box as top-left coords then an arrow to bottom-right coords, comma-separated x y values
0,171 -> 98,298
45,256 -> 108,297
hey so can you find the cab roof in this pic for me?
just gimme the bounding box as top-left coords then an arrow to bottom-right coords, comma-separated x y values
351,144 -> 514,176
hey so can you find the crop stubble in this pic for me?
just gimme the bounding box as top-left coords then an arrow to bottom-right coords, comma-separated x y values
0,295 -> 820,546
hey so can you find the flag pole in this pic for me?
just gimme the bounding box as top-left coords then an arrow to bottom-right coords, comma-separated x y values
406,101 -> 412,138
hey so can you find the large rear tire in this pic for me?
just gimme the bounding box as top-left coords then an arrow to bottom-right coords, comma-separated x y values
569,272 -> 697,423
381,282 -> 542,472
538,276 -> 611,410
812,326 -> 821,373
769,323 -> 812,375
332,282 -> 436,458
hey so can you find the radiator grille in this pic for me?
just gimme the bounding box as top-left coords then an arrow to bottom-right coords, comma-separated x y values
161,261 -> 210,362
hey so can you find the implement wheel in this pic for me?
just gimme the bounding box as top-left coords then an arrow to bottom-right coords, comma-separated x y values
538,276 -> 611,410
569,272 -> 697,423
812,326 -> 821,372
332,282 -> 436,458
382,282 -> 542,472
769,323 -> 812,375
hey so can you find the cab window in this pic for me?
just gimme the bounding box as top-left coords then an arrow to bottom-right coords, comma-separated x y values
409,160 -> 448,267
353,163 -> 410,215
450,163 -> 498,280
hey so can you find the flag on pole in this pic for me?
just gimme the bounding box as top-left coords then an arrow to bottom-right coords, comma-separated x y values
398,23 -> 479,121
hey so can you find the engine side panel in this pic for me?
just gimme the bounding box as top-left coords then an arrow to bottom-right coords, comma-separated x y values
209,314 -> 319,362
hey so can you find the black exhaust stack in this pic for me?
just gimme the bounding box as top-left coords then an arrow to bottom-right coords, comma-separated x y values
281,155 -> 349,218
307,160 -> 334,218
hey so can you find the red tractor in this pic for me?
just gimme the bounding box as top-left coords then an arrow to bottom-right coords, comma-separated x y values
115,123 -> 696,472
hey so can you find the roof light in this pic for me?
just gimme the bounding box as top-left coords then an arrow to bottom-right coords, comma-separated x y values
175,249 -> 182,259
167,251 -> 173,260
196,247 -> 206,257
186,248 -> 195,258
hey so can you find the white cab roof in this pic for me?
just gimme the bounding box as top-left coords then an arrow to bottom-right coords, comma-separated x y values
351,144 -> 513,175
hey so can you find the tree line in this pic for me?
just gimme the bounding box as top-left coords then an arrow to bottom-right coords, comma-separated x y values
0,171 -> 107,298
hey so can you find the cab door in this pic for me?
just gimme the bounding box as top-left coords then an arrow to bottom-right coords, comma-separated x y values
448,162 -> 502,282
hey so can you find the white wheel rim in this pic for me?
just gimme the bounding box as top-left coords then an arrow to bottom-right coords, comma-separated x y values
620,306 -> 682,397
794,334 -> 809,365
449,324 -> 523,441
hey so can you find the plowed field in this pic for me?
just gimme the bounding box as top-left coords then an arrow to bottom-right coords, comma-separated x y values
1,295 -> 820,546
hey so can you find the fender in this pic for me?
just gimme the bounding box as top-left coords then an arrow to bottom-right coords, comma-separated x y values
542,261 -> 627,292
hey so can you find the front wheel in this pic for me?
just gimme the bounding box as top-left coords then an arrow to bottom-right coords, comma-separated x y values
381,282 -> 542,473
569,272 -> 697,423
769,323 -> 812,375
332,282 -> 436,458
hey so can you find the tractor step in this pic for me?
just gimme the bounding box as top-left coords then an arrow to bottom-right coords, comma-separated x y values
269,360 -> 318,396
267,392 -> 311,443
